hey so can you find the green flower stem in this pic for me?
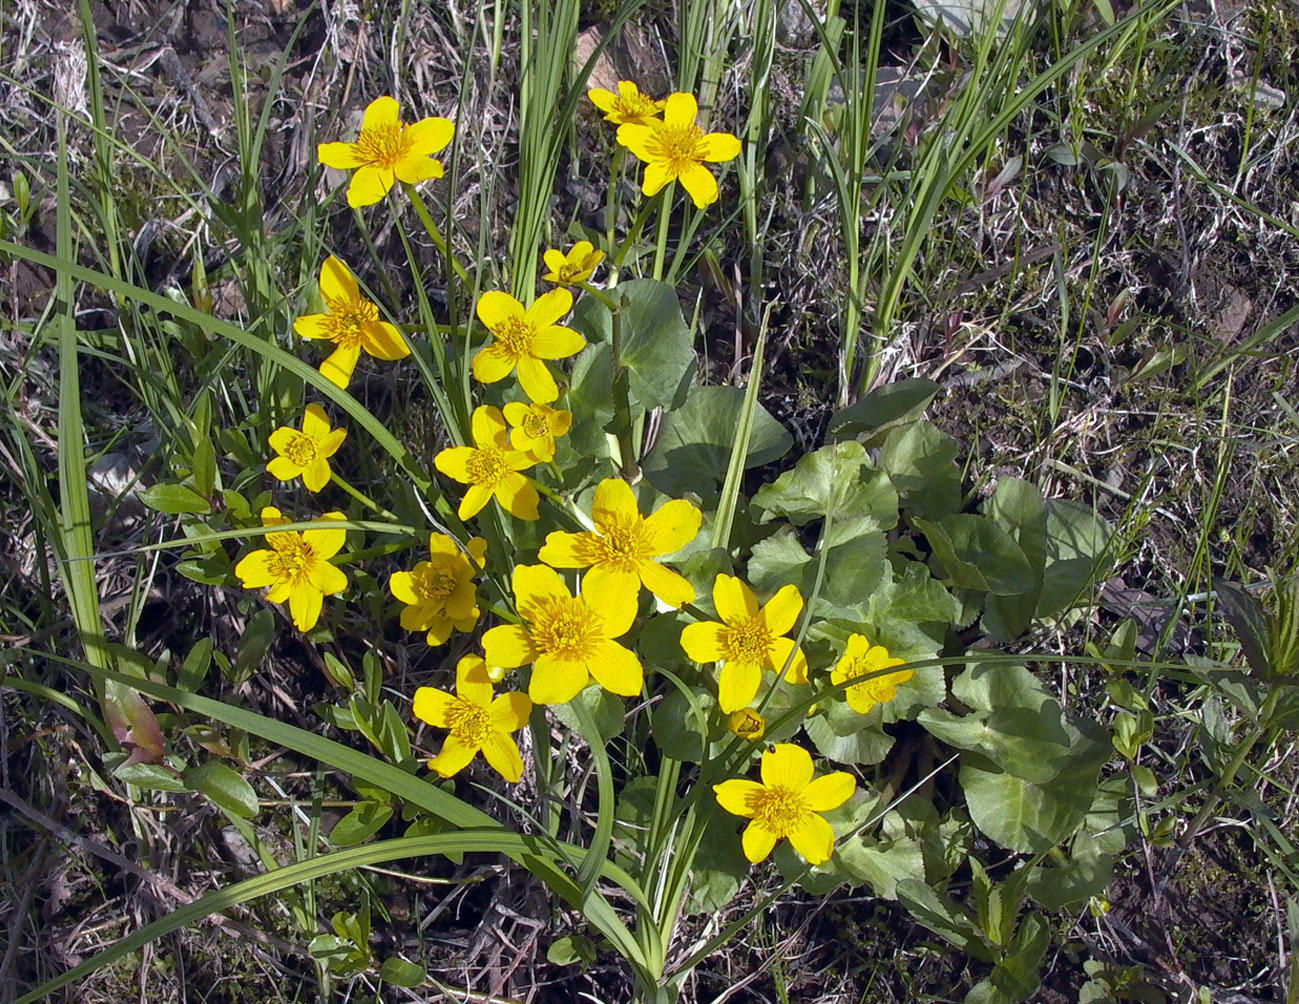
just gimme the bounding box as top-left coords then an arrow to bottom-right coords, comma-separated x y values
652,183 -> 675,280
330,472 -> 398,521
614,194 -> 658,269
605,144 -> 626,282
404,184 -> 473,291
607,291 -> 641,481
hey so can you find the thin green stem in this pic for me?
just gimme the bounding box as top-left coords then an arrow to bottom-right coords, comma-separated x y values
330,472 -> 398,520
405,184 -> 473,290
651,184 -> 674,280
608,292 -> 640,480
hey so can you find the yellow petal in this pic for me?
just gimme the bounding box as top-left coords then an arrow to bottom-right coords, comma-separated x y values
640,160 -> 674,197
713,574 -> 759,623
760,743 -> 814,791
579,566 -> 640,612
467,538 -> 488,567
394,154 -> 441,185
389,570 -> 420,605
318,141 -> 363,169
662,92 -> 698,128
320,255 -> 359,304
434,446 -> 476,482
266,456 -> 302,482
585,640 -> 643,697
293,313 -> 333,340
234,549 -> 277,589
301,403 -> 330,439
472,343 -> 517,384
480,731 -> 524,782
529,654 -> 588,705
444,579 -> 477,621
458,482 -> 493,519
760,584 -> 803,636
595,588 -> 639,639
489,691 -> 533,733
320,343 -> 361,389
424,616 -> 455,646
495,473 -> 540,521
640,498 -> 702,555
712,778 -> 764,819
455,655 -> 494,707
802,772 -> 856,812
679,620 -> 727,663
362,321 -> 409,360
537,530 -> 589,569
317,428 -> 347,459
476,290 -> 525,330
717,660 -> 762,714
303,514 -> 348,559
529,325 -> 586,360
591,477 -> 639,529
347,164 -> 394,207
288,583 -> 324,632
513,563 -> 570,613
765,636 -> 809,685
302,458 -> 331,493
616,122 -> 657,160
307,560 -> 348,596
361,95 -> 400,131
412,686 -> 456,727
400,603 -> 434,632
429,734 -> 478,778
677,161 -> 719,208
482,624 -> 537,668
502,401 -> 530,426
699,131 -> 742,163
515,356 -> 558,404
405,116 -> 455,155
636,560 -> 694,609
786,813 -> 835,865
588,87 -> 616,113
525,287 -> 573,329
741,821 -> 779,863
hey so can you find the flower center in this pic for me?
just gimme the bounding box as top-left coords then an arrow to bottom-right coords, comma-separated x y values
721,617 -> 772,666
649,124 -> 704,172
531,597 -> 601,660
413,561 -> 460,604
613,95 -> 659,123
267,535 -> 313,581
751,785 -> 808,836
446,700 -> 493,747
283,432 -> 318,467
557,262 -> 585,283
592,519 -> 647,569
324,298 -> 379,347
522,410 -> 550,439
354,122 -> 412,170
491,316 -> 534,357
465,447 -> 510,486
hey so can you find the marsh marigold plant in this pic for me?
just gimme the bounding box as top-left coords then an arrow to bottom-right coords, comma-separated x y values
435,405 -> 540,521
714,743 -> 855,865
503,401 -> 572,463
681,574 -> 809,713
471,288 -> 585,404
389,534 -> 488,646
294,256 -> 409,388
539,477 -> 700,609
831,634 -> 912,716
482,564 -> 641,705
317,95 -> 455,208
588,80 -> 665,126
617,92 -> 741,208
234,507 -> 348,632
266,404 -> 346,493
413,655 -> 532,782
542,241 -> 604,286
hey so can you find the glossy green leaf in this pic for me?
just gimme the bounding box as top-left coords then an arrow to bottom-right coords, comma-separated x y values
184,760 -> 258,819
914,514 -> 1036,596
751,440 -> 899,530
879,420 -> 960,519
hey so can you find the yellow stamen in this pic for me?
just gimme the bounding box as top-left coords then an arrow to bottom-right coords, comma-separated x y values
532,598 -> 601,660
491,316 -> 533,357
465,448 -> 510,486
446,700 -> 493,746
648,124 -> 705,173
353,123 -> 411,170
722,618 -> 773,665
283,433 -> 318,467
751,785 -> 807,834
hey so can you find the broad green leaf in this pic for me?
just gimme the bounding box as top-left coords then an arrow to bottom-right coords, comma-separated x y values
982,478 -> 1048,642
232,608 -> 275,685
651,688 -> 716,762
917,706 -> 1072,782
895,877 -> 988,958
547,935 -> 599,966
1037,500 -> 1112,618
565,341 -> 617,457
184,760 -> 259,819
681,801 -> 749,915
879,420 -> 960,519
114,761 -> 188,793
951,662 -> 1053,713
748,523 -> 888,618
827,378 -> 940,443
1212,578 -> 1271,678
642,386 -> 792,502
751,441 -> 899,530
804,712 -> 895,765
378,957 -> 427,987
914,514 -> 1036,596
837,828 -> 926,898
331,803 -> 395,846
552,686 -> 627,743
570,279 -> 695,410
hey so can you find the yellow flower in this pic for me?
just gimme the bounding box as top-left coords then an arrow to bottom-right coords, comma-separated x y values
538,477 -> 700,610
413,655 -> 532,782
728,708 -> 766,742
831,634 -> 912,716
542,241 -> 604,286
317,95 -> 455,208
471,288 -> 586,404
266,404 -> 347,493
389,534 -> 488,646
713,743 -> 855,865
617,92 -> 742,208
588,80 -> 665,126
482,564 -> 641,705
503,401 -> 572,462
234,506 -> 348,632
434,406 -> 540,521
294,256 -> 410,388
679,574 -> 809,714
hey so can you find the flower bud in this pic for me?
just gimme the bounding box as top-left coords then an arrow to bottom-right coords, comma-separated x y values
728,708 -> 766,741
